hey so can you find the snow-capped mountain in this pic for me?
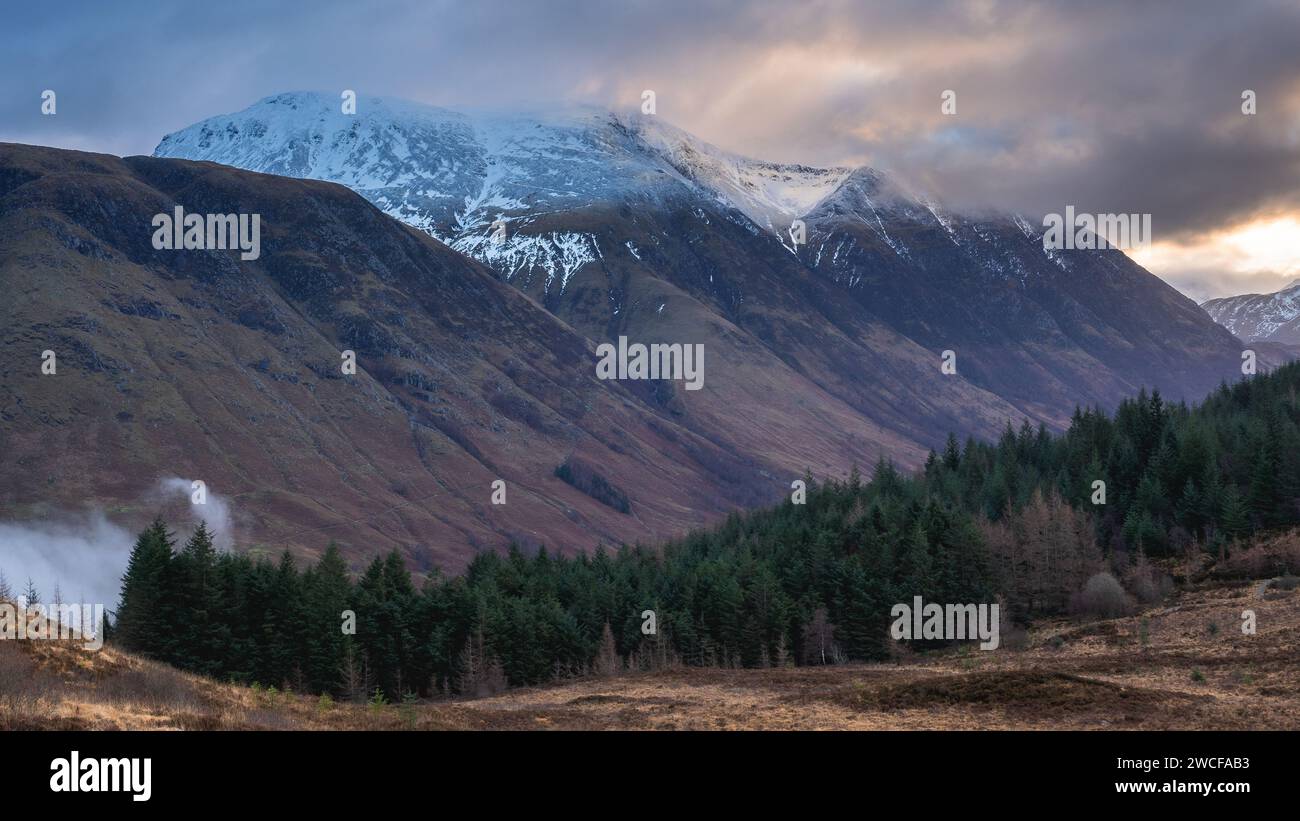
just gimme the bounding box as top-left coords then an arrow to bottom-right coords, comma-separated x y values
154,92 -> 848,292
1202,280 -> 1300,346
155,91 -> 849,224
150,92 -> 1051,292
155,91 -> 1248,448
157,95 -> 661,224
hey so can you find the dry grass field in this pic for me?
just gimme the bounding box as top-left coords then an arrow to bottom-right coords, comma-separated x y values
3,574 -> 1297,731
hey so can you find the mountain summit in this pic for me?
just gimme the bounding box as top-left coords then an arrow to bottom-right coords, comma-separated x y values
154,92 -> 850,219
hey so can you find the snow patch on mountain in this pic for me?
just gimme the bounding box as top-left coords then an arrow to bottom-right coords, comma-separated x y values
448,230 -> 601,294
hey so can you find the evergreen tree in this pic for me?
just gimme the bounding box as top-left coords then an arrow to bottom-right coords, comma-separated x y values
1220,486 -> 1249,541
303,543 -> 354,695
115,516 -> 175,656
942,433 -> 961,471
1247,433 -> 1281,528
171,522 -> 222,674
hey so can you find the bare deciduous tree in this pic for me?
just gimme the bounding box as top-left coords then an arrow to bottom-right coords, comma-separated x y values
594,622 -> 621,678
981,489 -> 1102,616
802,608 -> 837,665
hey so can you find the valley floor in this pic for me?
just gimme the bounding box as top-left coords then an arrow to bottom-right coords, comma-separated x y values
3,580 -> 1296,730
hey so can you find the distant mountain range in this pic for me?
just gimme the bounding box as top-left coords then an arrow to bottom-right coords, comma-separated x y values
0,92 -> 1251,565
1202,279 -> 1300,346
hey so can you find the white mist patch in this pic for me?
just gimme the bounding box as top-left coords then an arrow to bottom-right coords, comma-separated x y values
155,477 -> 235,552
0,480 -> 239,614
0,512 -> 134,611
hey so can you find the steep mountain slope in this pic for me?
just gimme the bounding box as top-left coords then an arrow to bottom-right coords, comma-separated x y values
156,92 -> 1248,439
1202,279 -> 1300,346
798,170 -> 1246,423
0,143 -> 917,568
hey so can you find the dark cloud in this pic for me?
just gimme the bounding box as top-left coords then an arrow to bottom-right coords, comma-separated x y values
2,0 -> 1297,295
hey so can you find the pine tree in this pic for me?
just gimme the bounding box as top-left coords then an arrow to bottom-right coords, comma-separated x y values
897,521 -> 935,593
1200,462 -> 1224,535
171,521 -> 222,674
456,621 -> 490,696
836,563 -> 883,660
115,517 -> 176,657
304,543 -> 353,695
1176,479 -> 1202,537
264,550 -> 304,689
1220,486 -> 1249,542
1247,433 -> 1281,528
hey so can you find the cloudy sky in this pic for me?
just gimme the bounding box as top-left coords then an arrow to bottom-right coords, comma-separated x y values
3,0 -> 1298,300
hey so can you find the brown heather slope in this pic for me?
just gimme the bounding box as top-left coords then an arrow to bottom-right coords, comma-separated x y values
0,143 -> 922,569
3,578 -> 1296,730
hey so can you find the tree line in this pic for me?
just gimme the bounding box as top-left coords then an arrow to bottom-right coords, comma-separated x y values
931,361 -> 1300,558
110,362 -> 1300,698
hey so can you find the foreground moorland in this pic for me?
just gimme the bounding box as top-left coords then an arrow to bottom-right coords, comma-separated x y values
4,566 -> 1296,731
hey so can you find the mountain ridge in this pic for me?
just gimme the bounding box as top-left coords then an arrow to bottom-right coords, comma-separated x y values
154,92 -> 1246,433
1202,279 -> 1300,346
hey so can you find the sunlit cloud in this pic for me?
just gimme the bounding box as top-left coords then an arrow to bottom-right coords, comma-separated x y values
1129,215 -> 1300,302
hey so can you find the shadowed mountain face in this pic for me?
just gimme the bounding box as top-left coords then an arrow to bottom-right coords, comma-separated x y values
796,169 -> 1249,425
0,143 -> 922,568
